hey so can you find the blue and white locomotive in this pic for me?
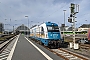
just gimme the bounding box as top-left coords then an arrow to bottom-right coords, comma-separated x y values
30,22 -> 64,48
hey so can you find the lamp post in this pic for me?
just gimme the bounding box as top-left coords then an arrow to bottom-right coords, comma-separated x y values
63,10 -> 66,25
13,24 -> 17,34
63,10 -> 66,40
30,21 -> 33,27
25,16 -> 29,38
13,20 -> 17,33
5,19 -> 11,33
30,21 -> 33,34
85,20 -> 88,28
38,22 -> 40,38
4,19 -> 7,32
5,24 -> 10,35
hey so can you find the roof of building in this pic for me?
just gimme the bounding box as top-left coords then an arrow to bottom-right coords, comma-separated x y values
79,24 -> 90,28
15,24 -> 29,31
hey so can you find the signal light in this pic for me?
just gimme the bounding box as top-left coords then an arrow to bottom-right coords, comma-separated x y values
68,18 -> 72,23
71,3 -> 75,13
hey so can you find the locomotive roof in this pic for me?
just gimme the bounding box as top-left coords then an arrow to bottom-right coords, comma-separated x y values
45,22 -> 58,26
30,25 -> 37,29
30,22 -> 58,29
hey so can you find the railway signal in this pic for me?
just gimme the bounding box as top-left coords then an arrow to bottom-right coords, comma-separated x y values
69,3 -> 79,49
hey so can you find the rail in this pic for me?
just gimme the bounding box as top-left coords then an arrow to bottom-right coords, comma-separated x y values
29,38 -> 90,60
50,48 -> 89,60
80,44 -> 90,49
0,36 -> 17,53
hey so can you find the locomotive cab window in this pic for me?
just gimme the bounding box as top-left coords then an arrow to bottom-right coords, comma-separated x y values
47,26 -> 59,32
41,27 -> 44,34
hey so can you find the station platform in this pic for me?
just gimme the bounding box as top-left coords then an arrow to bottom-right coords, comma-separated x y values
10,34 -> 64,60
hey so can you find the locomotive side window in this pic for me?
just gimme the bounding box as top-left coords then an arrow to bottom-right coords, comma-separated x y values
47,27 -> 52,30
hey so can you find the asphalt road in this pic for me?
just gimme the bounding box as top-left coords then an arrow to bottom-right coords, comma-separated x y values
11,34 -> 64,60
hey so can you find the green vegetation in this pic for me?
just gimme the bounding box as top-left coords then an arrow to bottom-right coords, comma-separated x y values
0,34 -> 15,41
61,31 -> 87,34
0,38 -> 6,41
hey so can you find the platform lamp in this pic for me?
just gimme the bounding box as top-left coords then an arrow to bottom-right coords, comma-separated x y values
25,15 -> 29,38
63,10 -> 66,40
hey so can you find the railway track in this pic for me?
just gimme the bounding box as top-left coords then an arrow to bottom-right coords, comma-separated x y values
0,35 -> 19,60
0,35 -> 17,53
80,44 -> 90,49
49,48 -> 89,60
29,38 -> 90,60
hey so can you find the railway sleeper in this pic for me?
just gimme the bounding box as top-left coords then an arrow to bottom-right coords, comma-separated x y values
80,46 -> 89,49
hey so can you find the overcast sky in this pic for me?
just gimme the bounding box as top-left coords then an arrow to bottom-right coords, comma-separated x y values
0,0 -> 90,31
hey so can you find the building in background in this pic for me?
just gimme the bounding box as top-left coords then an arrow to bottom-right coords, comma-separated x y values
78,24 -> 90,31
15,24 -> 30,35
0,22 -> 4,34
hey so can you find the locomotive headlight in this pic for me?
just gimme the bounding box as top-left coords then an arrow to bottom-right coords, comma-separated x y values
52,23 -> 54,25
48,40 -> 51,44
46,34 -> 47,38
